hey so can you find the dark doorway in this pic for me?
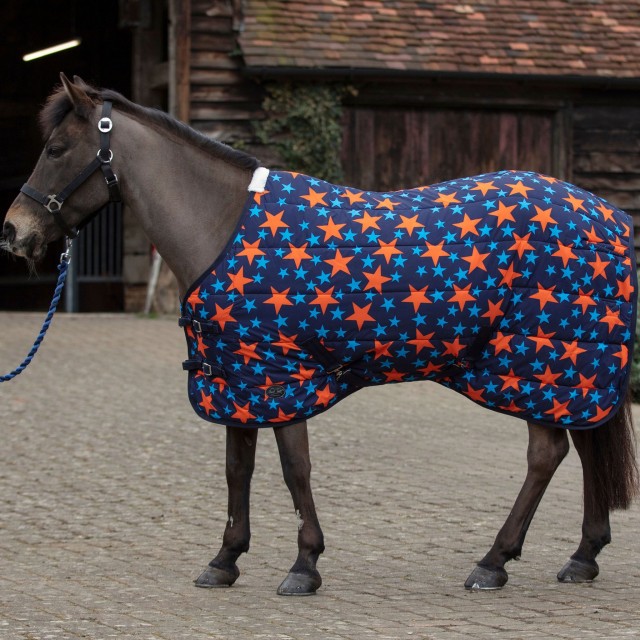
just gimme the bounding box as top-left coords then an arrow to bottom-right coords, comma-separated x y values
0,0 -> 132,311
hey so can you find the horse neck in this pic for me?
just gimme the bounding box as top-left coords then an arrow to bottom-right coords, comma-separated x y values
112,112 -> 254,297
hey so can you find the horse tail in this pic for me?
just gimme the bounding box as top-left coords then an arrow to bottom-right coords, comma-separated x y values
577,392 -> 639,514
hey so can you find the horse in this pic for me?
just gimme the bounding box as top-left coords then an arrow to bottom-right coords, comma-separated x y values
2,74 -> 638,595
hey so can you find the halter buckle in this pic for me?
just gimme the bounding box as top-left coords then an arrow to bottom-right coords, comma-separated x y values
202,362 -> 213,377
98,117 -> 113,133
45,194 -> 63,213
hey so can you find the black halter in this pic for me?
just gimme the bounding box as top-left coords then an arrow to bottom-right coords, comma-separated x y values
20,100 -> 122,239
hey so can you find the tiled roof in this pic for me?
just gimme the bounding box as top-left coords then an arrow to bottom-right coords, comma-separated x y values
239,1 -> 640,78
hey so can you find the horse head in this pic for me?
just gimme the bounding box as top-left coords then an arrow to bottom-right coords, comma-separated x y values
2,73 -> 114,262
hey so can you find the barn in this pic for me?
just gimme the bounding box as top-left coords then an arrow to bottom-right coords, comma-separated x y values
1,0 -> 639,311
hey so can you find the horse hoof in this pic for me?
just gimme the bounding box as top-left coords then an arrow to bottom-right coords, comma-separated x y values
464,565 -> 508,590
557,558 -> 599,583
194,564 -> 239,588
277,571 -> 322,596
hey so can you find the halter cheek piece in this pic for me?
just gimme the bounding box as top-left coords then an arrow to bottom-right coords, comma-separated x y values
20,100 -> 122,239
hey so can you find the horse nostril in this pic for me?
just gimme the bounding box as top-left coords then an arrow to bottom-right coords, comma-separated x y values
2,220 -> 16,245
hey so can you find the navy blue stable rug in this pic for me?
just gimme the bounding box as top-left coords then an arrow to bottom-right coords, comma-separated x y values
180,169 -> 636,429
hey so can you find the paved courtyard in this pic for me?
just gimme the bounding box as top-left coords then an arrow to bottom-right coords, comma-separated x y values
1,313 -> 639,639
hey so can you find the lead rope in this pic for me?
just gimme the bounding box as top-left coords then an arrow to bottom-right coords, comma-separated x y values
0,240 -> 73,382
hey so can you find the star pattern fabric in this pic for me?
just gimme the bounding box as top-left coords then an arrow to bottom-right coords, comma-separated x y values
181,169 -> 636,429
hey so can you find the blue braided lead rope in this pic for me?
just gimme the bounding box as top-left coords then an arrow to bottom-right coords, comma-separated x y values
0,244 -> 72,382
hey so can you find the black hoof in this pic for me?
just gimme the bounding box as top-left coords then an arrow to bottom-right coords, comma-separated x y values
557,558 -> 599,583
194,564 -> 239,588
277,571 -> 322,596
464,565 -> 508,590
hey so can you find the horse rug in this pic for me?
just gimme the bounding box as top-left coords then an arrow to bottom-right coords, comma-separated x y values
180,168 -> 637,429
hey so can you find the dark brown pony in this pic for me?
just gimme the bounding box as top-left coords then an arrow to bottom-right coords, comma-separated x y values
3,75 -> 638,595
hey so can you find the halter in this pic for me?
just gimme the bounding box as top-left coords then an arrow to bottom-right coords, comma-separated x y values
19,100 -> 122,239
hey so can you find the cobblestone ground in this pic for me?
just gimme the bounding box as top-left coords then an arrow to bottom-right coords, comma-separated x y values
1,313 -> 639,640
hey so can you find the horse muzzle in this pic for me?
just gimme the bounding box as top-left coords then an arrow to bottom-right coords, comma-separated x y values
2,208 -> 47,262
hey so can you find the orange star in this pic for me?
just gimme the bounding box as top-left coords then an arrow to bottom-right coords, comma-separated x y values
325,249 -> 354,276
395,214 -> 425,236
527,327 -> 555,353
482,299 -> 504,323
563,193 -> 586,212
617,274 -> 634,302
595,202 -> 614,221
408,329 -> 435,354
534,365 -> 562,388
608,235 -> 626,256
237,238 -> 265,264
588,405 -> 613,423
371,340 -> 393,360
530,283 -> 558,310
506,181 -> 533,198
198,391 -> 216,416
375,197 -> 401,210
231,401 -> 256,424
488,201 -> 517,226
187,286 -> 204,308
374,239 -> 403,264
269,408 -> 298,423
346,302 -> 375,329
253,189 -> 269,203
471,180 -> 499,196
196,335 -> 209,357
211,303 -> 236,331
508,232 -> 535,257
384,369 -> 406,382
259,210 -> 289,236
499,400 -> 524,414
498,262 -> 521,287
463,383 -> 486,403
448,283 -> 476,310
462,246 -> 490,273
434,191 -> 461,207
530,205 -> 557,231
613,344 -> 629,368
264,286 -> 294,314
560,340 -> 587,365
578,372 -> 597,397
584,225 -> 604,244
545,398 -> 572,422
309,285 -> 339,313
499,368 -> 521,392
284,242 -> 312,267
317,217 -> 345,241
490,331 -> 513,355
442,337 -> 465,357
573,289 -> 597,314
226,266 -> 253,295
363,266 -> 391,293
421,240 -> 450,265
292,364 -> 316,385
353,210 -> 381,231
314,384 -> 335,407
588,253 -> 609,279
418,362 -> 443,377
234,341 -> 262,364
599,306 -> 625,332
341,189 -> 366,205
402,284 -> 431,311
552,240 -> 577,267
453,213 -> 482,238
272,331 -> 301,355
300,188 -> 328,207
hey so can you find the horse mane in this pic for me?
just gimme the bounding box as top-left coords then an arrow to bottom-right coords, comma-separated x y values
39,81 -> 260,172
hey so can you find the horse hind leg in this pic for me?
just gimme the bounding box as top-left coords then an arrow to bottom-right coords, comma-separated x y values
195,426 -> 258,588
558,398 -> 639,583
465,422 -> 569,590
273,420 -> 325,596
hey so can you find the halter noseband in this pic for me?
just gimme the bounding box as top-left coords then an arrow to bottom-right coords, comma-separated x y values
20,100 -> 122,239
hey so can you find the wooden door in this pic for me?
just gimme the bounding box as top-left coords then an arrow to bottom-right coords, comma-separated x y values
342,107 -> 565,191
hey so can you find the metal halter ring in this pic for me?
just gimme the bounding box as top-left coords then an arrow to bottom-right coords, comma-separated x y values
97,148 -> 114,163
98,117 -> 113,133
45,195 -> 63,213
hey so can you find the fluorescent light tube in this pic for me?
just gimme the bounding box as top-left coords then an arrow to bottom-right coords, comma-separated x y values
23,39 -> 81,62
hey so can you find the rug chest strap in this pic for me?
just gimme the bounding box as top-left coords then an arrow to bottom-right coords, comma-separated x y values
178,316 -> 220,334
182,358 -> 225,378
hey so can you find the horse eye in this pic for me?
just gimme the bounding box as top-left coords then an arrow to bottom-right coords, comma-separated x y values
46,145 -> 65,159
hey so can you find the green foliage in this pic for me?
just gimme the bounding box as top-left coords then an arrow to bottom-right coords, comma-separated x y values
254,83 -> 350,183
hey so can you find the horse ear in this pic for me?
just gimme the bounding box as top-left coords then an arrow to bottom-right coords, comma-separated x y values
60,72 -> 94,119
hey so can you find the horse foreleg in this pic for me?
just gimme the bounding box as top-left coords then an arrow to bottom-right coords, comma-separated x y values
557,428 -> 611,582
465,422 -> 569,589
274,420 -> 325,595
195,425 -> 258,588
